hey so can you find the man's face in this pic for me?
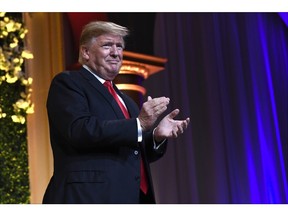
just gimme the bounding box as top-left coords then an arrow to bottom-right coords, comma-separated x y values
81,33 -> 124,80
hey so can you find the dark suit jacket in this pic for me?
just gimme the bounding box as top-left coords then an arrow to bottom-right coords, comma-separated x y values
42,67 -> 167,204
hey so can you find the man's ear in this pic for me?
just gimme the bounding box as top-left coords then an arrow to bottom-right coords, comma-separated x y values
80,45 -> 89,60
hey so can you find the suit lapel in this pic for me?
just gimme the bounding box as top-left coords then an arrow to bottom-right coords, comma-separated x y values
79,67 -> 133,119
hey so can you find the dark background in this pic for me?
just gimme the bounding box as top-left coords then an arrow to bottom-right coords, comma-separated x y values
63,12 -> 157,69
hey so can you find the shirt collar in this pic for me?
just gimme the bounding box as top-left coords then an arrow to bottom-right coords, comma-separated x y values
82,64 -> 106,84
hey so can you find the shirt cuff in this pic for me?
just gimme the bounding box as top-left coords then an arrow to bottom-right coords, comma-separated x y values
136,118 -> 142,142
152,128 -> 166,150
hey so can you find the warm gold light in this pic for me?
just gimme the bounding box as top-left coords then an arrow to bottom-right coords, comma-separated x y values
116,83 -> 146,95
120,61 -> 149,79
115,51 -> 167,97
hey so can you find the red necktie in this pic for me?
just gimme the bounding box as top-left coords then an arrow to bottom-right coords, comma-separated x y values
103,81 -> 148,194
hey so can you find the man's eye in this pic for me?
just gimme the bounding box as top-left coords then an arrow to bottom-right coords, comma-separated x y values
102,45 -> 111,49
101,44 -> 124,51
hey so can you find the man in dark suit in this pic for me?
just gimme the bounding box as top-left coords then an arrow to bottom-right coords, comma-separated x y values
42,21 -> 190,204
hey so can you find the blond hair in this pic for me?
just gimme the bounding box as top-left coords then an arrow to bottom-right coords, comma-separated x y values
78,21 -> 129,64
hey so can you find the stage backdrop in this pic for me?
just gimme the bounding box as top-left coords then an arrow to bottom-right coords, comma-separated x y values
145,13 -> 288,203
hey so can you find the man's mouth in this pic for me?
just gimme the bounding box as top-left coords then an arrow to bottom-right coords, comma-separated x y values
107,60 -> 119,64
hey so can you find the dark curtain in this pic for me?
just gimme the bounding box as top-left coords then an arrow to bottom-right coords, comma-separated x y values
144,13 -> 288,204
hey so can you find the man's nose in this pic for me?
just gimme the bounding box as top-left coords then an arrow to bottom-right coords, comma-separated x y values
110,45 -> 120,56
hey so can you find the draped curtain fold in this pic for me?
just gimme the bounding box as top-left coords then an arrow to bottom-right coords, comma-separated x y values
145,13 -> 288,204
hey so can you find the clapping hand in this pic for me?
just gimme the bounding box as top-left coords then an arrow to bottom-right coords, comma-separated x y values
138,96 -> 170,131
153,109 -> 190,142
138,96 -> 190,142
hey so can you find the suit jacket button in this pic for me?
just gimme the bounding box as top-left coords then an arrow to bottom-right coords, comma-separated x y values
134,150 -> 139,155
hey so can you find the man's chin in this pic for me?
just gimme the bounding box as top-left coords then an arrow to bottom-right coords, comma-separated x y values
107,71 -> 119,80
108,66 -> 121,73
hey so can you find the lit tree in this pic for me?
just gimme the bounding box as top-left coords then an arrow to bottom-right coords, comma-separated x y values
0,12 -> 33,203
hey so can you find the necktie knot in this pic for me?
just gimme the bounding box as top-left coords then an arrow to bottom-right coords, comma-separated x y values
103,80 -> 112,89
104,80 -> 111,86
103,80 -> 130,119
104,81 -> 118,99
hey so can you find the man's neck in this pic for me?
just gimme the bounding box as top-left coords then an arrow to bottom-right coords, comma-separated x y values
82,64 -> 105,84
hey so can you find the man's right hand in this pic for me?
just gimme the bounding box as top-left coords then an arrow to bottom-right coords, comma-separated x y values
138,96 -> 170,131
